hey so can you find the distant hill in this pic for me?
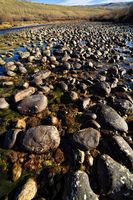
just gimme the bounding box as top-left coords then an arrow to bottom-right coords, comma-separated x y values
97,2 -> 133,8
91,2 -> 133,9
0,0 -> 110,27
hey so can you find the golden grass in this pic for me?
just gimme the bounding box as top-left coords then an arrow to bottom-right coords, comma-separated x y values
0,0 -> 110,27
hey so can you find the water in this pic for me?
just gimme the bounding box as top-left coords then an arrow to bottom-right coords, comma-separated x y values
0,24 -> 52,35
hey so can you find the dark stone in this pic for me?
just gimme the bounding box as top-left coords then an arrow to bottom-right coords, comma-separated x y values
97,154 -> 133,199
72,128 -> 101,151
114,99 -> 133,115
63,170 -> 98,200
98,104 -> 128,132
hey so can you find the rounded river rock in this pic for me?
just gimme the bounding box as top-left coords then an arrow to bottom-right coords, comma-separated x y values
17,94 -> 48,115
22,125 -> 60,154
72,128 -> 101,151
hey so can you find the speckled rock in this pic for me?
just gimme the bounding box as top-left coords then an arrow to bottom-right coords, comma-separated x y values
63,170 -> 99,200
97,154 -> 133,199
22,125 -> 60,154
101,135 -> 133,170
72,128 -> 101,151
17,94 -> 47,115
98,104 -> 128,132
114,99 -> 133,114
15,178 -> 37,200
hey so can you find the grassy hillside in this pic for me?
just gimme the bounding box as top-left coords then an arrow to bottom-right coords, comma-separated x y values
0,0 -> 110,27
90,5 -> 133,23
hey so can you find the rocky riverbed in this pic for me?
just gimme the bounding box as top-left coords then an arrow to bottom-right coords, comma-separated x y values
0,22 -> 133,200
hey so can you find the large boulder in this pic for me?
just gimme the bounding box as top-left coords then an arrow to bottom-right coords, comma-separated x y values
97,154 -> 133,199
22,126 -> 60,154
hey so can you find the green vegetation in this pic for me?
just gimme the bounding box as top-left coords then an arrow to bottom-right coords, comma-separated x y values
0,0 -> 110,28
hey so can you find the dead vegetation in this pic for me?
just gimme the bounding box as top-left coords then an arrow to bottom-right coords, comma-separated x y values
90,5 -> 133,23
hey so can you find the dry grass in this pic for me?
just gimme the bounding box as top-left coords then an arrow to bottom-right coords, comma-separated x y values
0,0 -> 110,27
90,5 -> 133,23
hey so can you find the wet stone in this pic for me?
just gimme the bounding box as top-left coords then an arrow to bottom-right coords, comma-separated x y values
17,94 -> 48,115
22,125 -> 60,154
63,170 -> 98,200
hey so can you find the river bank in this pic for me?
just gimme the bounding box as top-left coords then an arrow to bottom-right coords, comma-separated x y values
0,22 -> 133,200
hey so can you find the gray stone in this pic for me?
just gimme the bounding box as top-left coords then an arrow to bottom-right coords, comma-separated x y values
95,81 -> 111,96
115,99 -> 133,114
17,94 -> 47,115
98,104 -> 128,132
72,128 -> 101,151
113,135 -> 133,170
22,126 -> 60,154
63,170 -> 98,200
97,154 -> 133,198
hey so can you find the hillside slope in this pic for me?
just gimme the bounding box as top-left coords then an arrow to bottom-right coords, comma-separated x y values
0,0 -> 110,25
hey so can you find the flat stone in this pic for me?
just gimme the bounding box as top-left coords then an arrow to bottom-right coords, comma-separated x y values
0,98 -> 9,109
14,87 -> 36,102
15,178 -> 37,200
63,170 -> 98,200
17,94 -> 47,115
72,128 -> 101,151
22,125 -> 60,154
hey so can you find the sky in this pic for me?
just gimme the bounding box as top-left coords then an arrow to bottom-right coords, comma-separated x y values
31,0 -> 133,6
